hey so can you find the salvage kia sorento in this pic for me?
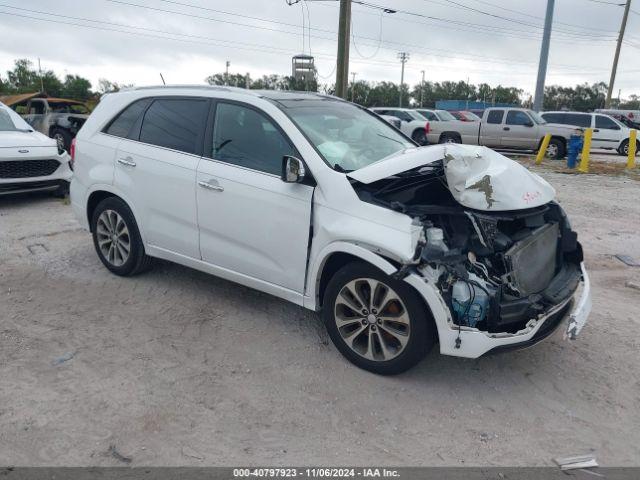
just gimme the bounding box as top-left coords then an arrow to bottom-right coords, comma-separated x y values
71,87 -> 591,374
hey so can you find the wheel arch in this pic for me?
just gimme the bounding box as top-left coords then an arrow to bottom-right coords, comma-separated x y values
85,188 -> 146,244
438,131 -> 462,143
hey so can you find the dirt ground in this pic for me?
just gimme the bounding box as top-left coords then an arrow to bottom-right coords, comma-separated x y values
1,162 -> 639,467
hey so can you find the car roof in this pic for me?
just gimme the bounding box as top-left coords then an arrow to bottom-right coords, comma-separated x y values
122,85 -> 339,103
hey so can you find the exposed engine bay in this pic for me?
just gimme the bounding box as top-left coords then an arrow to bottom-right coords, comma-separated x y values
351,159 -> 584,335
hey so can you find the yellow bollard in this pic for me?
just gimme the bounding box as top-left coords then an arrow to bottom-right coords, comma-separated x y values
536,134 -> 552,164
627,129 -> 637,169
578,128 -> 593,173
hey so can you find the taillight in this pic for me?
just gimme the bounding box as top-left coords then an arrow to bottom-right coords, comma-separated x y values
70,138 -> 76,167
425,121 -> 430,134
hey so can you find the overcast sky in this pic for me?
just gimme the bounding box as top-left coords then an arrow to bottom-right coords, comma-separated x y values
0,0 -> 638,99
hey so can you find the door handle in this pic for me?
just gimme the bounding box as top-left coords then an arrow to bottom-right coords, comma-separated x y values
117,156 -> 136,167
503,127 -> 510,131
198,180 -> 224,192
593,129 -> 600,132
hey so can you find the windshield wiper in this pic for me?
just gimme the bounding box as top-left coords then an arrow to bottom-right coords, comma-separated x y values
377,133 -> 405,146
333,164 -> 353,173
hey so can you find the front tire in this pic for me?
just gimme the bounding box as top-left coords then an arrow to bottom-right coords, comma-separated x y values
545,138 -> 565,160
618,138 -> 639,156
323,262 -> 435,375
91,197 -> 153,276
438,133 -> 461,144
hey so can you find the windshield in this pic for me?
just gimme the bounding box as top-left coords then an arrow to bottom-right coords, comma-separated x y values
528,110 -> 547,124
0,106 -> 32,132
436,110 -> 456,121
278,99 -> 415,172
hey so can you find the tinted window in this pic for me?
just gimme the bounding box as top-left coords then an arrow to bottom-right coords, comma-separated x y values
595,115 -> 619,130
486,110 -> 504,124
542,113 -> 564,124
506,110 -> 532,126
139,98 -> 207,154
105,99 -> 152,138
419,111 -> 438,121
564,113 -> 591,128
212,103 -> 294,175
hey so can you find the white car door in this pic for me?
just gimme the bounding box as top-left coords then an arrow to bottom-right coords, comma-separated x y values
196,101 -> 313,293
593,115 -> 624,150
501,110 -> 538,149
479,109 -> 504,147
114,97 -> 208,259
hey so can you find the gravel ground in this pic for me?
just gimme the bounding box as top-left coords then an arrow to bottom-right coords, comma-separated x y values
0,165 -> 639,467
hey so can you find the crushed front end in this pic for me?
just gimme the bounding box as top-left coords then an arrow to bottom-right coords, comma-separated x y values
351,151 -> 591,358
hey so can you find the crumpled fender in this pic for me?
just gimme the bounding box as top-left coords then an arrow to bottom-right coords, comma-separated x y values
443,145 -> 555,211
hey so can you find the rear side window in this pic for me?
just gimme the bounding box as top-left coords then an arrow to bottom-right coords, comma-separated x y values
105,99 -> 152,138
420,111 -> 438,121
212,102 -> 294,175
486,110 -> 504,124
506,111 -> 532,126
139,98 -> 208,154
595,115 -> 619,130
564,113 -> 591,128
541,112 -> 564,124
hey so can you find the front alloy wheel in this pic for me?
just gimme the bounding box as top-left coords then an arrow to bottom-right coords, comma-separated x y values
323,262 -> 435,375
334,279 -> 410,362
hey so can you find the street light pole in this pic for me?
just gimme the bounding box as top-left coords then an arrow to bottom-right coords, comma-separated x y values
533,0 -> 555,112
335,0 -> 352,99
350,72 -> 357,102
606,0 -> 632,108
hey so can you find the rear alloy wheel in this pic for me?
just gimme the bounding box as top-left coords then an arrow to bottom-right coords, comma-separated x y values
323,262 -> 435,375
91,197 -> 153,276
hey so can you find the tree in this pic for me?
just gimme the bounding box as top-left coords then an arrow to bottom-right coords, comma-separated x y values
6,59 -> 40,92
62,75 -> 92,100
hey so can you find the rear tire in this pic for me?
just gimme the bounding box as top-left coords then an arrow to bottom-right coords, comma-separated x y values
412,129 -> 427,145
51,129 -> 72,152
618,139 -> 639,156
438,133 -> 461,144
322,261 -> 435,375
91,197 -> 153,276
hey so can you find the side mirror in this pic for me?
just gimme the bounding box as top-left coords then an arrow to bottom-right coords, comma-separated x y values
525,121 -> 534,127
282,156 -> 306,183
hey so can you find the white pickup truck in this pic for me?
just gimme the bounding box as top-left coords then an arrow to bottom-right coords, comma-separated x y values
426,107 -> 574,159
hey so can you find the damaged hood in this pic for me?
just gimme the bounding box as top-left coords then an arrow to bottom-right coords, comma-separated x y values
347,144 -> 555,211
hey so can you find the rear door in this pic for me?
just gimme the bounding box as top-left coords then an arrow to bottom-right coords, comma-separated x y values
479,109 -> 504,147
114,96 -> 208,259
593,115 -> 623,150
500,110 -> 538,149
196,100 -> 313,293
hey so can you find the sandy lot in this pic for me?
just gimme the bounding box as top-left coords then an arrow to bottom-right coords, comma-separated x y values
0,163 -> 639,467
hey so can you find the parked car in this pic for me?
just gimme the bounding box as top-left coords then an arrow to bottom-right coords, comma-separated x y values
71,86 -> 591,375
541,111 -> 638,156
0,102 -> 72,196
426,107 -> 574,159
414,109 -> 459,123
450,110 -> 482,122
369,107 -> 429,144
0,93 -> 90,152
595,108 -> 640,127
378,114 -> 402,129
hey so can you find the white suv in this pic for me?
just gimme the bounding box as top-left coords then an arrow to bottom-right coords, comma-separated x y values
71,86 -> 591,375
541,111 -> 637,155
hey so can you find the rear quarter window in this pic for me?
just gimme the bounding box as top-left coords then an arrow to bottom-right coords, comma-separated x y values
486,110 -> 504,124
104,99 -> 152,139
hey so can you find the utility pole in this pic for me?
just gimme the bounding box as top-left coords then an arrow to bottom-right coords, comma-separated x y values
335,0 -> 352,99
398,52 -> 409,108
533,0 -> 554,111
606,0 -> 632,108
37,58 -> 44,93
246,72 -> 251,89
420,70 -> 425,107
350,72 -> 357,102
225,60 -> 230,86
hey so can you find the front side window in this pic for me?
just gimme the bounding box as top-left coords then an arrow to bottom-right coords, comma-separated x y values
278,99 -> 415,172
506,111 -> 533,126
139,98 -> 208,154
417,110 -> 438,121
595,115 -> 620,130
486,110 -> 504,124
105,99 -> 152,139
212,102 -> 295,175
436,110 -> 456,121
